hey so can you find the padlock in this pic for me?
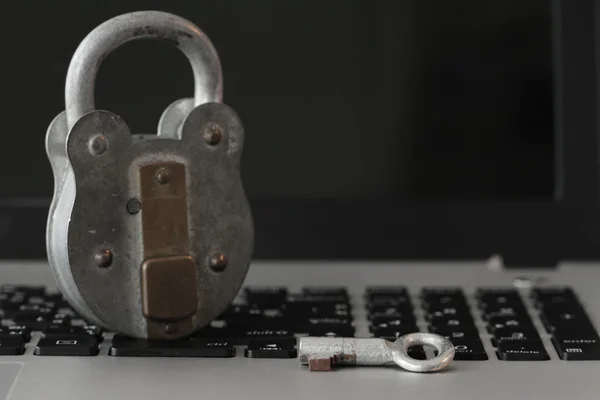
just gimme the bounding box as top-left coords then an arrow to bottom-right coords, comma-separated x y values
45,11 -> 254,339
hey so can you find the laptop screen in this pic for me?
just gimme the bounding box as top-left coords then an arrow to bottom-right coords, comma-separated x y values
2,0 -> 553,201
2,0 -> 592,262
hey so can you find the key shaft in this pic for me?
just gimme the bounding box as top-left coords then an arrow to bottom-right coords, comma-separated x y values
299,337 -> 396,367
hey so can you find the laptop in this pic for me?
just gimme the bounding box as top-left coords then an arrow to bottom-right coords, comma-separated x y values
1,0 -> 600,399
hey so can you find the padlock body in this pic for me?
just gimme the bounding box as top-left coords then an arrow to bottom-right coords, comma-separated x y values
46,103 -> 253,339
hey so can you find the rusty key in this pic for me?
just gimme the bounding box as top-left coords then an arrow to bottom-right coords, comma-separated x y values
298,333 -> 455,372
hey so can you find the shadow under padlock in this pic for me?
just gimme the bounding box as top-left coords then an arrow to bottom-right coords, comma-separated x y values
45,11 -> 254,340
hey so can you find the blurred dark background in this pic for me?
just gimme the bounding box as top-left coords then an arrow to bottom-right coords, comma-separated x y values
2,0 -> 554,199
0,0 -> 597,264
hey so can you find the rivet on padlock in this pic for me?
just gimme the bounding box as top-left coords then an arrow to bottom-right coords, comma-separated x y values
45,11 -> 254,339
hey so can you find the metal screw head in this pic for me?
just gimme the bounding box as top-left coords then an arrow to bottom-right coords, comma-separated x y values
155,168 -> 171,185
209,253 -> 228,272
164,323 -> 178,334
94,249 -> 113,268
126,198 -> 142,215
88,135 -> 108,155
204,124 -> 222,145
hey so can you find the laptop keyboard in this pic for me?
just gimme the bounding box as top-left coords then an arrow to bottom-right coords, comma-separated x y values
0,284 -> 598,361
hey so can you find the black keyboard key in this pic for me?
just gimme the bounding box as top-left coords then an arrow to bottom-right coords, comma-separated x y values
282,302 -> 351,318
312,332 -> 348,338
56,308 -> 79,319
219,305 -> 263,319
369,319 -> 417,333
552,329 -> 600,344
302,287 -> 348,298
43,294 -> 71,308
371,325 -> 420,338
552,338 -> 600,360
234,319 -> 298,332
537,302 -> 585,316
476,288 -> 522,305
552,328 -> 600,357
287,294 -> 350,305
476,287 -> 518,296
219,308 -> 292,327
493,328 -> 541,344
307,317 -> 352,325
365,286 -> 408,298
232,329 -> 295,345
43,292 -> 65,301
541,311 -> 595,333
244,287 -> 288,304
425,306 -> 471,320
429,322 -> 476,334
422,300 -> 468,312
376,334 -> 410,342
367,293 -> 412,304
430,328 -> 481,341
370,314 -> 416,325
2,304 -> 55,319
0,337 -> 25,355
0,326 -> 31,341
220,309 -> 303,329
368,297 -> 413,311
428,316 -> 476,330
35,337 -> 99,356
537,297 -> 583,310
306,318 -> 355,337
422,298 -> 468,310
421,288 -> 466,306
479,294 -> 524,307
451,341 -> 488,360
531,286 -> 576,299
26,296 -> 47,305
244,339 -> 297,359
421,287 -> 464,296
487,317 -> 535,332
532,287 -> 580,308
368,310 -> 415,322
69,318 -> 95,327
227,318 -> 302,334
53,312 -> 76,323
0,294 -> 27,310
481,305 -> 529,320
42,325 -> 103,341
110,336 -> 235,357
192,327 -> 233,339
422,292 -> 466,303
1,285 -> 45,296
367,304 -> 413,315
0,286 -> 21,296
249,337 -> 296,347
3,315 -> 52,330
540,304 -> 590,317
496,341 -> 549,361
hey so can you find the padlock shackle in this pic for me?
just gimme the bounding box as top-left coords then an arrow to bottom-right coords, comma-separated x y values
65,11 -> 223,130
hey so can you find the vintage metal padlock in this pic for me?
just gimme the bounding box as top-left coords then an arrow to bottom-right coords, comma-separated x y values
45,11 -> 253,339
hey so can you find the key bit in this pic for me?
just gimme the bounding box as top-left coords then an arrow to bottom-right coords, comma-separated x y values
298,333 -> 455,372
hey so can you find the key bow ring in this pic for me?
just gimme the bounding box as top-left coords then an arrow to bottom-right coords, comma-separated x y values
299,333 -> 455,372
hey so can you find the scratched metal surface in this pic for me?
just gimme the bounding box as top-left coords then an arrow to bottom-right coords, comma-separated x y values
46,11 -> 250,340
0,260 -> 599,400
58,104 -> 252,339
